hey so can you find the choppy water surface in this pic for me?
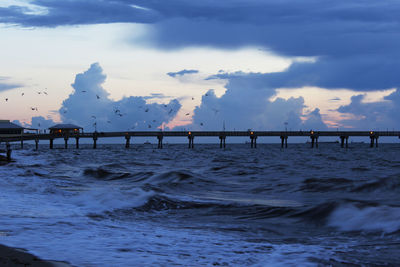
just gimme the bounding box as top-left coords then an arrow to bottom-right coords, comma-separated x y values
1,143 -> 400,266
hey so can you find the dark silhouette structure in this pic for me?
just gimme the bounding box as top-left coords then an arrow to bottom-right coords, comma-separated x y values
1,129 -> 399,153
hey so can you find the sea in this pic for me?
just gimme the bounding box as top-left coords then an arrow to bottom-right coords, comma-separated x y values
1,143 -> 400,266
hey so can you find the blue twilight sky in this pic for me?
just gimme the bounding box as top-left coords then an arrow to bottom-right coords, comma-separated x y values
1,0 -> 399,131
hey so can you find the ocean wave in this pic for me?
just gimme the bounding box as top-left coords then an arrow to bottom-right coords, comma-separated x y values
327,203 -> 400,233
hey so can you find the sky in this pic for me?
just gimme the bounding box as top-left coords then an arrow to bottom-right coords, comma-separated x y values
1,0 -> 400,132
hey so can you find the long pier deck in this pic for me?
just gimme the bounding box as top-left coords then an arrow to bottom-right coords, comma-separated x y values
1,130 -> 400,150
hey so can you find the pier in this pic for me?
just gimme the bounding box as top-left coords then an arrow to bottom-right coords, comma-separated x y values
1,130 -> 400,151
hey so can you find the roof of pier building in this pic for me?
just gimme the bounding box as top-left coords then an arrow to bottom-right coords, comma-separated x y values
49,124 -> 83,130
0,120 -> 24,130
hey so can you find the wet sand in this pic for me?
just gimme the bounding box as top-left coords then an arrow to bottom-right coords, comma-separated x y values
0,244 -> 71,267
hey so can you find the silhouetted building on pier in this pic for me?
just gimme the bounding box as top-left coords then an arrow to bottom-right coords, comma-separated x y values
49,124 -> 83,136
0,120 -> 24,135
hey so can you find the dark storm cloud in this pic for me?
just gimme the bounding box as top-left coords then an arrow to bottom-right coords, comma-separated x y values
0,0 -> 159,27
2,0 -> 399,91
167,69 -> 199,78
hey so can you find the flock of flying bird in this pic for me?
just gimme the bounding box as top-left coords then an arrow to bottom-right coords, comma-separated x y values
4,90 -> 48,112
4,88 -> 217,130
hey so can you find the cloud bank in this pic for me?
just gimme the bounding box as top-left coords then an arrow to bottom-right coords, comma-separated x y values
189,73 -> 327,131
58,63 -> 181,131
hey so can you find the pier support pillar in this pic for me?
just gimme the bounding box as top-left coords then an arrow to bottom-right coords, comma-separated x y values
75,137 -> 79,149
157,136 -> 163,149
20,139 -> 23,149
35,138 -> 39,151
64,137 -> 68,149
93,138 -> 97,149
340,136 -> 345,148
125,135 -> 130,149
370,136 -> 375,148
375,136 -> 379,148
250,136 -> 257,148
49,138 -> 53,149
219,136 -> 226,148
280,136 -> 288,148
6,142 -> 11,161
345,136 -> 349,148
188,136 -> 194,149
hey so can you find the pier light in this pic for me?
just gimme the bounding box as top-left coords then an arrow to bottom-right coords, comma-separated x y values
250,131 -> 254,135
370,131 -> 374,135
310,130 -> 314,135
188,131 -> 191,135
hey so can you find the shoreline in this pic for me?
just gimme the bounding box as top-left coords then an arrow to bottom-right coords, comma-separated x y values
0,244 -> 72,267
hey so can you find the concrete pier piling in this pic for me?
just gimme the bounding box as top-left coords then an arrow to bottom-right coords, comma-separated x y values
6,142 -> 11,161
125,135 -> 130,149
188,132 -> 194,149
93,133 -> 98,149
280,136 -> 288,148
340,136 -> 349,148
49,138 -> 54,149
219,136 -> 226,148
35,138 -> 39,150
75,137 -> 79,149
157,135 -> 163,149
64,137 -> 68,149
369,132 -> 378,148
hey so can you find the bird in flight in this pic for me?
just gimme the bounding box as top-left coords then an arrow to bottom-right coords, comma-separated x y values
96,95 -> 100,99
185,113 -> 190,116
145,108 -> 149,112
31,107 -> 38,111
5,98 -> 8,102
21,93 -> 24,96
81,90 -> 87,93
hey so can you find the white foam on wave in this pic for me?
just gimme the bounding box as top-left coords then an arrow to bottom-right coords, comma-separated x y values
327,203 -> 400,233
70,185 -> 155,214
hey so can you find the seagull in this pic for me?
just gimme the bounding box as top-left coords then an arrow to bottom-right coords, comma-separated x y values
21,93 -> 24,96
191,97 -> 194,100
145,108 -> 149,112
200,123 -> 204,126
43,92 -> 48,95
185,113 -> 190,116
31,107 -> 38,111
96,95 -> 100,99
81,90 -> 87,93
5,98 -> 8,102
37,92 -> 41,95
